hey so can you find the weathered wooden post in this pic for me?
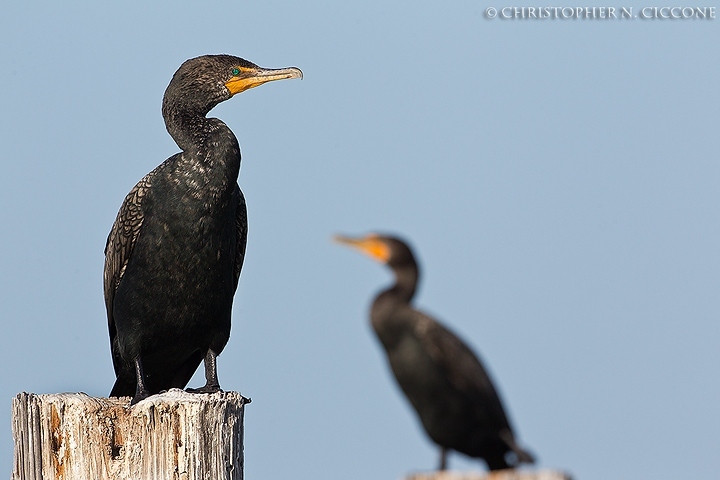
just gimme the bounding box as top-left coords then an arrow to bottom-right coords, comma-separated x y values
11,389 -> 248,480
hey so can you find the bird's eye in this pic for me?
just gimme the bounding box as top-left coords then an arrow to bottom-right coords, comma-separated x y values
231,68 -> 241,76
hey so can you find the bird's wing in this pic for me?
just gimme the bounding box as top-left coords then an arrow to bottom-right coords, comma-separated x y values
103,171 -> 155,348
412,311 -> 511,426
233,185 -> 247,290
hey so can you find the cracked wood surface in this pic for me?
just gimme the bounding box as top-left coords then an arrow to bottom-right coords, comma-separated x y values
11,390 -> 247,480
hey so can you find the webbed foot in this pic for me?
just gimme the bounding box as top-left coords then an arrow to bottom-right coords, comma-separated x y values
130,389 -> 150,406
186,383 -> 223,394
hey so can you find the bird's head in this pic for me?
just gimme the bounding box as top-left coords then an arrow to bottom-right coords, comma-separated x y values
333,233 -> 416,269
163,54 -> 302,116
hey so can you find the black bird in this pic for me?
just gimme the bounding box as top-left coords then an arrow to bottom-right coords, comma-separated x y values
334,233 -> 534,471
105,55 -> 301,405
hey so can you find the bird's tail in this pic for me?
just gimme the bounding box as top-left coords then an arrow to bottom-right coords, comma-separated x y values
500,429 -> 535,465
513,445 -> 535,465
110,377 -> 135,398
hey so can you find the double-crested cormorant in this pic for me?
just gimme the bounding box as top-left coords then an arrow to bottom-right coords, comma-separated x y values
105,55 -> 301,405
334,233 -> 534,471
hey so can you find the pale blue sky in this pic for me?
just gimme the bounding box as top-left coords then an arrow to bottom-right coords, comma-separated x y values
1,2 -> 719,479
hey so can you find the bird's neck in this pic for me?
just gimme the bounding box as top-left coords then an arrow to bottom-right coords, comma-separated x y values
165,111 -> 241,177
165,110 -> 219,149
370,265 -> 419,348
386,264 -> 419,304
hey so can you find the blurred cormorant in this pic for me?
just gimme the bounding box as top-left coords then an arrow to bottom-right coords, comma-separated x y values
105,55 -> 301,405
334,233 -> 534,471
